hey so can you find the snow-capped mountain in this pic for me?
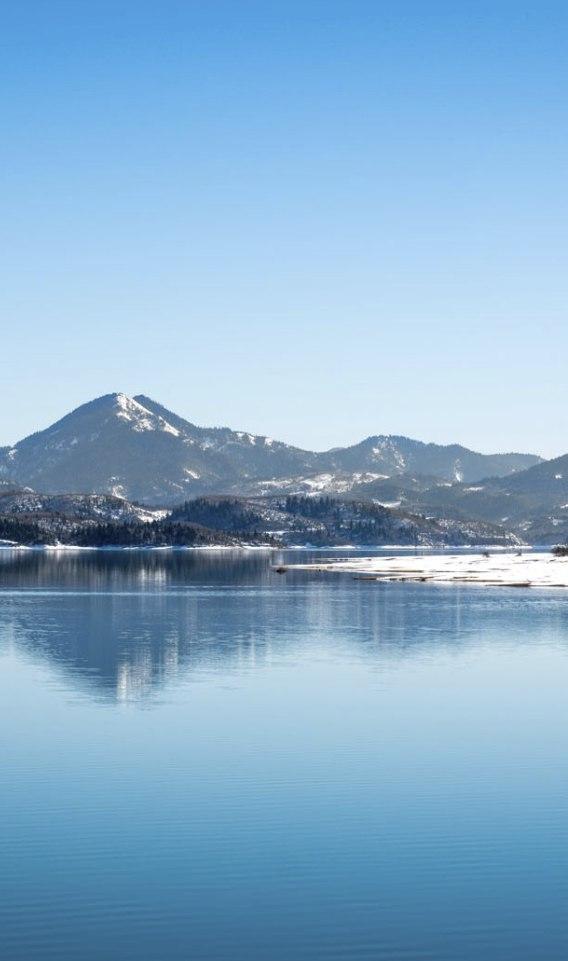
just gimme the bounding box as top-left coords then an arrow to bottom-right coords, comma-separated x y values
316,435 -> 540,483
0,392 -> 542,505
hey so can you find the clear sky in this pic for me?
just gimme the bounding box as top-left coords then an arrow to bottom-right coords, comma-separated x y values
1,1 -> 566,456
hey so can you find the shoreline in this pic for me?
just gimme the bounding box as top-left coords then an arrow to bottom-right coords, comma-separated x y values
278,551 -> 568,589
0,542 -> 530,553
0,543 -> 276,552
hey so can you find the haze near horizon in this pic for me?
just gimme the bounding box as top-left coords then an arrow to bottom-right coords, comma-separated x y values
2,1 -> 567,457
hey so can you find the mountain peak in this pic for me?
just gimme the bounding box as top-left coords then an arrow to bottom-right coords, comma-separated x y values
107,394 -> 182,437
83,391 -> 131,408
52,392 -> 142,421
0,394 -> 544,505
65,393 -> 183,438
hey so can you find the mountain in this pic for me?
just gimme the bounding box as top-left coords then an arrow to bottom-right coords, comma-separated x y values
441,454 -> 568,544
0,392 -> 542,505
315,435 -> 539,483
223,437 -> 541,496
0,393 -> 315,503
346,458 -> 568,545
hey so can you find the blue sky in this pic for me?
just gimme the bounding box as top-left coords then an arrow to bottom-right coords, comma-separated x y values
1,1 -> 567,456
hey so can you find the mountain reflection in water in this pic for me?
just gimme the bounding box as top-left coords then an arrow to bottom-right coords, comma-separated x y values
2,549 -> 568,961
1,548 -> 567,704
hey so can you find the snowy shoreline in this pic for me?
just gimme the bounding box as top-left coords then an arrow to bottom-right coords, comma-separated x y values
279,551 -> 568,589
0,542 -> 528,553
0,543 -> 276,552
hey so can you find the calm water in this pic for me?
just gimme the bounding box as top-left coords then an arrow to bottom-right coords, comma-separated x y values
1,548 -> 567,961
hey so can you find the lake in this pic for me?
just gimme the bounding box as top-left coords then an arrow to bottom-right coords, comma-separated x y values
1,548 -> 567,961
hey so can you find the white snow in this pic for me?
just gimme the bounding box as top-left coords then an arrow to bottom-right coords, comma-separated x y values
136,508 -> 169,523
300,474 -> 335,490
283,551 -> 568,588
161,422 -> 180,436
371,439 -> 406,469
113,393 -> 181,437
353,472 -> 389,483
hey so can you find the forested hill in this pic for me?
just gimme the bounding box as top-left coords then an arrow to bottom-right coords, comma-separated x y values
171,495 -> 519,547
0,491 -> 519,548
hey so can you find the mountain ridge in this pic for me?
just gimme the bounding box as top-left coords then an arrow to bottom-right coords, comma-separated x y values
0,392 -> 543,506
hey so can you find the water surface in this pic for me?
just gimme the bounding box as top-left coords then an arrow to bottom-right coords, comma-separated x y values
1,549 -> 567,960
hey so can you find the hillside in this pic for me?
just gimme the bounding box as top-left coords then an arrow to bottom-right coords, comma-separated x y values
0,393 -> 541,505
171,495 -> 520,548
0,490 -> 519,548
347,463 -> 568,545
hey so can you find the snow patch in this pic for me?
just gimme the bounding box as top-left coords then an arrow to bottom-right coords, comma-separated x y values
113,393 -> 181,437
286,552 -> 568,589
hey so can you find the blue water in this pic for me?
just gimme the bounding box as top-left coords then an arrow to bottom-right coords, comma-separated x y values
1,549 -> 567,961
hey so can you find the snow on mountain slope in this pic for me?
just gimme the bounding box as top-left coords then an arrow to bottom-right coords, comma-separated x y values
133,395 -> 318,479
316,434 -> 540,483
343,457 -> 568,545
0,393 -> 543,506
